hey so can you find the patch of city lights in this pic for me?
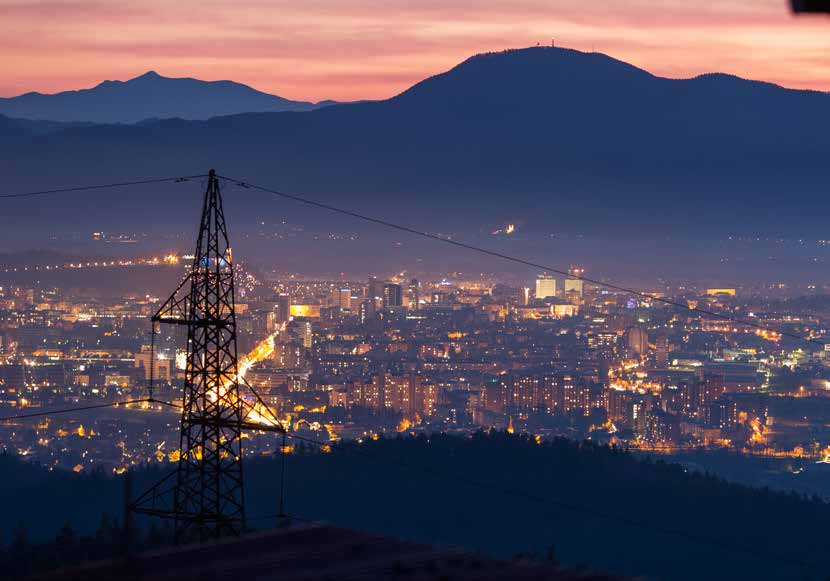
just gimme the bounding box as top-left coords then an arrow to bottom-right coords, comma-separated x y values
491,223 -> 516,235
1,254 -> 188,274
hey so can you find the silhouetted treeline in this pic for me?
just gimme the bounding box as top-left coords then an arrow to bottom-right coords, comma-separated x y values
0,514 -> 172,579
3,433 -> 830,580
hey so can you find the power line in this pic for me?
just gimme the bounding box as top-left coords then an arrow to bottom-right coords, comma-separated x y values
152,399 -> 183,410
0,171 -> 819,347
0,175 -> 206,200
11,387 -> 807,570
221,176 -> 825,348
0,398 -> 155,422
0,168 -> 816,569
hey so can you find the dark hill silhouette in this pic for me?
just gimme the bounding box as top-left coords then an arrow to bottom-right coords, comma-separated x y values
0,71 -> 334,123
0,115 -> 32,144
0,433 -> 827,580
0,114 -> 95,141
1,47 -> 828,251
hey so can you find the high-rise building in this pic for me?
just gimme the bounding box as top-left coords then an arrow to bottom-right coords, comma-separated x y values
383,283 -> 403,308
564,279 -> 583,295
604,389 -> 628,424
331,288 -> 351,311
482,378 -> 507,413
367,372 -> 437,418
407,278 -> 420,310
275,294 -> 291,324
359,299 -> 377,324
677,381 -> 699,418
265,311 -> 279,333
535,275 -> 557,300
627,327 -> 648,357
568,266 -> 589,304
273,341 -> 306,368
645,410 -> 680,444
511,374 -> 539,412
564,276 -> 584,304
539,373 -> 565,414
286,319 -> 313,348
655,335 -> 670,367
712,398 -> 740,430
631,399 -> 650,434
367,277 -> 383,302
562,375 -> 590,415
289,304 -> 321,318
134,347 -> 172,382
329,388 -> 351,408
564,279 -> 583,293
698,378 -> 727,413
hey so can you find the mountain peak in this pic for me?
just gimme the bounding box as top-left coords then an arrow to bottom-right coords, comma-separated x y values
125,70 -> 168,85
0,71 -> 328,123
392,45 -> 653,106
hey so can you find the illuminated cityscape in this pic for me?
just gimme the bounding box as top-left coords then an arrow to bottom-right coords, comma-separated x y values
3,1 -> 830,576
4,254 -> 830,475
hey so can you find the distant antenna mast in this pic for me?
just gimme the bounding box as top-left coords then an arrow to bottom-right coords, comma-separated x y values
551,38 -> 555,48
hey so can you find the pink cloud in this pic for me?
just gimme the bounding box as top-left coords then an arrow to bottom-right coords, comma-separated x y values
1,0 -> 828,101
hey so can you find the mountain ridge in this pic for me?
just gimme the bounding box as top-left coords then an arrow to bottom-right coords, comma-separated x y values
0,70 -> 335,123
1,46 -> 828,249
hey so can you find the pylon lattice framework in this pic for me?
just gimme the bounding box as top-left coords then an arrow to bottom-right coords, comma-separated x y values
134,170 -> 246,542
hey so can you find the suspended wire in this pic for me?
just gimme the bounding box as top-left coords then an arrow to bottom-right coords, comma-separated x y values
241,381 -> 290,516
0,171 -> 817,567
129,468 -> 178,512
241,379 -> 286,432
282,431 -> 815,570
220,176 -> 825,347
151,399 -> 182,410
0,175 -> 207,200
0,171 -> 818,346
0,171 -> 816,574
0,398 -> 154,422
140,391 -> 785,564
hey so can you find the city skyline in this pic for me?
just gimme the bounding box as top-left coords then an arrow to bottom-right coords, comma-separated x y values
2,173 -> 830,580
3,2 -> 830,578
3,0 -> 830,101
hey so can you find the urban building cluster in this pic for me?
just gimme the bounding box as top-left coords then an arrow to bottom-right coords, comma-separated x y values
2,258 -> 830,473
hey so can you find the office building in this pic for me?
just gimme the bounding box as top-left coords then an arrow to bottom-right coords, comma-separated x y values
535,275 -> 557,300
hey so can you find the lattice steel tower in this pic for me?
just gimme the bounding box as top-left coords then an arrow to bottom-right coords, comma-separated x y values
139,170 -> 246,541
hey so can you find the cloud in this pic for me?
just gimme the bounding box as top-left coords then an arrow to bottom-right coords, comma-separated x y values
1,0 -> 829,101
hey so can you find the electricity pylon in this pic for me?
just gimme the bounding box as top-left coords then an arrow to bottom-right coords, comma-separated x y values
134,170 -> 246,542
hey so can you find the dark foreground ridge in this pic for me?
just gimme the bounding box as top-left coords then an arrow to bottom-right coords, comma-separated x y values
34,523 -> 620,581
3,433 -> 830,580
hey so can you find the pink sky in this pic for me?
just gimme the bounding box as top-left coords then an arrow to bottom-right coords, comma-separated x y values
2,0 -> 829,101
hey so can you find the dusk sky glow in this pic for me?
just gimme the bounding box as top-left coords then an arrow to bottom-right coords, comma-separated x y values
2,0 -> 829,101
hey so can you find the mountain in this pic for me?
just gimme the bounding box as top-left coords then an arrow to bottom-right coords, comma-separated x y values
0,71 -> 333,123
0,115 -> 32,144
0,114 -> 95,138
1,47 -> 829,271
